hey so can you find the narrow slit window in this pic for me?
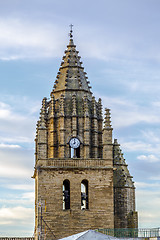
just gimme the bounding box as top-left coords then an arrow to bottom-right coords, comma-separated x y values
70,147 -> 80,158
76,146 -> 80,158
63,180 -> 70,210
71,147 -> 74,158
81,180 -> 88,210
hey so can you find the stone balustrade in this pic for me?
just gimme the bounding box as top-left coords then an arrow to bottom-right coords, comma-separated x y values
39,158 -> 112,170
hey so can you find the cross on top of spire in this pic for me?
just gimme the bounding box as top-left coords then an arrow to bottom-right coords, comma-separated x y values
69,24 -> 73,38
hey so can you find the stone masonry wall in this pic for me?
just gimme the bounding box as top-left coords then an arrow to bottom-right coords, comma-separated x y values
35,161 -> 114,239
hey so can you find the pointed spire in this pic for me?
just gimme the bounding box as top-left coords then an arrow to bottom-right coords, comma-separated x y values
49,93 -> 55,118
35,120 -> 40,137
67,24 -> 75,48
39,98 -> 47,128
114,138 -> 118,145
52,27 -> 92,97
113,139 -> 135,187
68,24 -> 74,46
104,108 -> 112,128
69,24 -> 73,37
92,96 -> 97,118
98,98 -> 103,120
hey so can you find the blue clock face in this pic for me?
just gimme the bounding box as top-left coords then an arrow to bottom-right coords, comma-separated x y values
69,137 -> 80,149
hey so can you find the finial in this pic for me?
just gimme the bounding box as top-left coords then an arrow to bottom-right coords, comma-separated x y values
104,108 -> 112,128
39,98 -> 47,128
69,24 -> 73,38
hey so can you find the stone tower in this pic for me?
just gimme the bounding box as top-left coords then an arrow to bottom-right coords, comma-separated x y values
33,29 -> 138,240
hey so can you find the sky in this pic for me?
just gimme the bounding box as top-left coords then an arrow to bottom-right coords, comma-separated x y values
0,0 -> 160,236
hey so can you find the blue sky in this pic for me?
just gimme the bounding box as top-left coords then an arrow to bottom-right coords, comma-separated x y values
0,0 -> 160,236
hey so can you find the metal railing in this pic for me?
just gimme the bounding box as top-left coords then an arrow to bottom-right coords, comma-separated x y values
0,238 -> 34,240
97,228 -> 160,238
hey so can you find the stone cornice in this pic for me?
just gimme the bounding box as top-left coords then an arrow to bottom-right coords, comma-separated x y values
35,158 -> 113,170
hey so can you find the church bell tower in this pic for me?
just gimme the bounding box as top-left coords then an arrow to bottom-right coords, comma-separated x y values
33,27 -> 138,239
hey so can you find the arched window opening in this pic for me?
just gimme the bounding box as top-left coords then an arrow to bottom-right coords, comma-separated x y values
70,147 -> 74,158
76,146 -> 80,158
63,180 -> 70,210
81,180 -> 88,210
70,147 -> 80,158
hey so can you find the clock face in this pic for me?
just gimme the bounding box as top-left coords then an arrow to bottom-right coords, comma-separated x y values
69,137 -> 80,149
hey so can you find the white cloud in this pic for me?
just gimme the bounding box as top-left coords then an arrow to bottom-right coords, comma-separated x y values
0,143 -> 21,149
0,18 -> 66,60
138,211 -> 160,228
6,184 -> 34,191
0,199 -> 31,206
0,100 -> 30,122
101,96 -> 160,129
78,22 -> 160,62
0,99 -> 37,145
141,129 -> 160,143
121,141 -> 152,152
136,181 -> 160,189
22,192 -> 34,202
0,102 -> 11,119
0,145 -> 34,180
0,165 -> 31,178
0,206 -> 34,225
0,136 -> 33,144
0,195 -> 34,206
152,101 -> 160,108
149,175 -> 160,181
0,15 -> 159,62
120,140 -> 160,156
137,154 -> 159,163
136,189 -> 160,228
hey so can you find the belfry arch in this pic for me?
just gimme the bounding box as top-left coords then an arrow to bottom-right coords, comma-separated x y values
81,180 -> 89,210
63,180 -> 70,210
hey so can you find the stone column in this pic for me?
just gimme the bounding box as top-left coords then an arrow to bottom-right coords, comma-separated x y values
35,121 -> 39,163
72,94 -> 77,137
48,94 -> 55,158
92,97 -> 98,158
98,98 -> 103,158
59,94 -> 65,158
83,96 -> 90,158
37,98 -> 48,160
102,108 -> 113,163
